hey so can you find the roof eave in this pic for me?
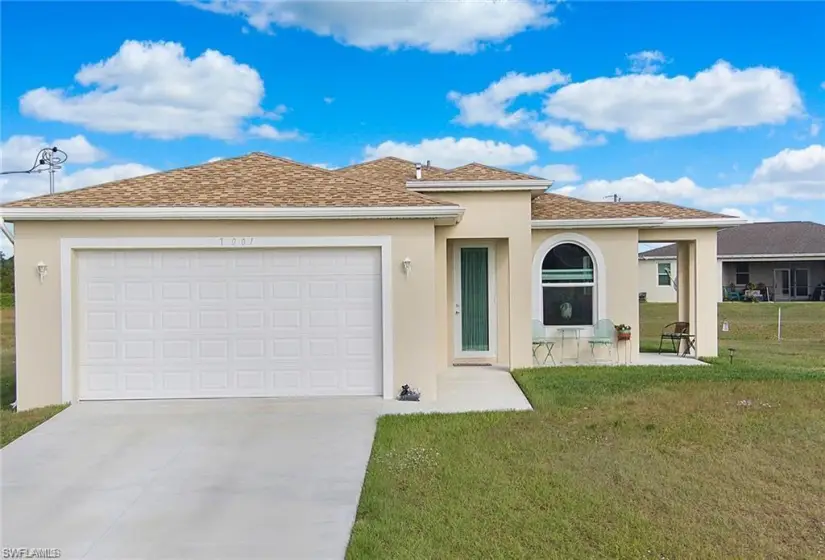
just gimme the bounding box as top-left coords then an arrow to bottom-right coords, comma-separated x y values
1,205 -> 465,226
532,217 -> 748,229
532,217 -> 666,229
407,179 -> 551,196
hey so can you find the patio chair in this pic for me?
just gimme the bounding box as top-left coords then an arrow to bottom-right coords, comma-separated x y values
658,321 -> 689,354
588,318 -> 615,362
724,287 -> 743,301
532,319 -> 556,365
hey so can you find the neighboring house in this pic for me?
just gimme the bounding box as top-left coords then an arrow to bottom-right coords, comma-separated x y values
1,153 -> 743,410
639,221 -> 825,302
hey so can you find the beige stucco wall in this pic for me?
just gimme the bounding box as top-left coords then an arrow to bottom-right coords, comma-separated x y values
532,228 -> 641,364
638,259 -> 678,303
433,191 -> 533,369
12,219 -> 439,410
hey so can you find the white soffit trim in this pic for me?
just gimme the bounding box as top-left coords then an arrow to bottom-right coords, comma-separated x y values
407,179 -> 551,194
2,205 -> 465,225
720,254 -> 825,261
532,217 -> 749,229
532,217 -> 665,229
655,217 -> 748,228
60,235 -> 396,402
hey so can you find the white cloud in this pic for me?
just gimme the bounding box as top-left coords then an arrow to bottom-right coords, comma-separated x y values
772,203 -> 789,215
247,124 -> 302,141
1,135 -> 105,171
531,121 -> 606,151
625,50 -> 668,75
323,97 -> 335,105
448,70 -> 570,128
311,163 -> 336,170
1,163 -> 157,204
558,144 -> 825,208
207,157 -> 224,163
187,0 -> 557,53
544,61 -> 803,140
19,40 -> 270,140
364,137 -> 537,168
526,164 -> 580,183
810,121 -> 821,137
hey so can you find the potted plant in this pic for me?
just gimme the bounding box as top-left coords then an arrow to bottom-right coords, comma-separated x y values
615,324 -> 632,341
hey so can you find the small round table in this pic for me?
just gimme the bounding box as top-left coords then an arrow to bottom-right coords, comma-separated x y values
557,327 -> 585,364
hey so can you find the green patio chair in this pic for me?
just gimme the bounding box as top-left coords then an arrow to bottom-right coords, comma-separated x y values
724,286 -> 743,301
532,319 -> 556,365
589,318 -> 615,362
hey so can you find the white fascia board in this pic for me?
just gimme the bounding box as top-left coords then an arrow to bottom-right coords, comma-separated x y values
532,217 -> 666,229
407,179 -> 551,194
655,218 -> 748,228
638,255 -> 676,260
719,254 -> 825,262
1,205 -> 465,224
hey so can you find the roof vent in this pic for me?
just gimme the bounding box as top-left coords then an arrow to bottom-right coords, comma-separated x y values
415,163 -> 422,180
426,160 -> 431,169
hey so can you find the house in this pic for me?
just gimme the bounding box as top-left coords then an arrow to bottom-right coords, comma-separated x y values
639,221 -> 825,302
1,153 -> 744,410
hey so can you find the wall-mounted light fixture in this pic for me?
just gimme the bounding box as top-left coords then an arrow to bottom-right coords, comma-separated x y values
401,257 -> 412,276
36,261 -> 48,284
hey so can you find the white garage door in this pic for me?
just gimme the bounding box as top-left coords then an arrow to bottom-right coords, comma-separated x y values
76,247 -> 383,400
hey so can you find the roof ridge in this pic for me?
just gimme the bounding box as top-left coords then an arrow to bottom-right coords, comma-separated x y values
3,153 -> 260,206
2,151 -> 452,209
335,156 -> 447,172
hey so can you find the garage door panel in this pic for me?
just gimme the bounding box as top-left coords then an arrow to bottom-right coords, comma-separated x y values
77,247 -> 382,400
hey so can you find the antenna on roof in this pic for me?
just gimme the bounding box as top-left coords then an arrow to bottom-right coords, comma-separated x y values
604,193 -> 622,203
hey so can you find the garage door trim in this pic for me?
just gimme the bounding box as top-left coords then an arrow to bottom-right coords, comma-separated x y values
60,236 -> 394,402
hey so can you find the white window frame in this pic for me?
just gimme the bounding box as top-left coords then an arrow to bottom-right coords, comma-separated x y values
657,262 -> 672,286
532,233 -> 607,337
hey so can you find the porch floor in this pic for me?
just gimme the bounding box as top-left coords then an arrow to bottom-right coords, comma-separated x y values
532,352 -> 708,367
381,366 -> 533,415
636,352 -> 708,366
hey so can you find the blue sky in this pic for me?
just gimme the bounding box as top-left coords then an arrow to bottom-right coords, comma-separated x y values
1,0 -> 824,247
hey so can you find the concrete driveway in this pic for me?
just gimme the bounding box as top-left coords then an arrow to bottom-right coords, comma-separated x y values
1,397 -> 383,560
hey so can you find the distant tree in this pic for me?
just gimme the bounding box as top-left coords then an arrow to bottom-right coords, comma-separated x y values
0,251 -> 14,294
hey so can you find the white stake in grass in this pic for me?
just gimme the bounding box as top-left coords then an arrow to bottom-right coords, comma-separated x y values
777,307 -> 782,341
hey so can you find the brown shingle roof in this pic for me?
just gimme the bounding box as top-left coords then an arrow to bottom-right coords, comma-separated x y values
3,152 -> 447,209
335,157 -> 445,188
640,221 -> 825,258
425,163 -> 544,181
531,194 -> 732,220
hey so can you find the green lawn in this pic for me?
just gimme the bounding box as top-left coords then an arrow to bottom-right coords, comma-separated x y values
640,302 -> 825,371
348,303 -> 825,559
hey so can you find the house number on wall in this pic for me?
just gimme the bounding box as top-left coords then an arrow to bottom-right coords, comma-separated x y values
219,237 -> 254,246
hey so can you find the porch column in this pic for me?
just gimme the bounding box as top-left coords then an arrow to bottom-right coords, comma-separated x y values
676,241 -> 691,324
693,231 -> 719,357
509,230 -> 533,369
434,229 -> 449,372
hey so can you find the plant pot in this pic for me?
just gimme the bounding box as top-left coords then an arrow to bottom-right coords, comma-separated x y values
617,331 -> 631,341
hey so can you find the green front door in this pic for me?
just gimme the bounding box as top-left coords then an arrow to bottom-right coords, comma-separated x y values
459,247 -> 490,353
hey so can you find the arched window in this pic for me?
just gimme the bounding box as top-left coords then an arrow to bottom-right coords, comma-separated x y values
541,243 -> 595,326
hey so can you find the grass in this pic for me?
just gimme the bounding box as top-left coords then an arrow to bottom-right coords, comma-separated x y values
1,405 -> 67,447
348,304 -> 825,559
0,293 -> 14,309
640,302 -> 825,371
